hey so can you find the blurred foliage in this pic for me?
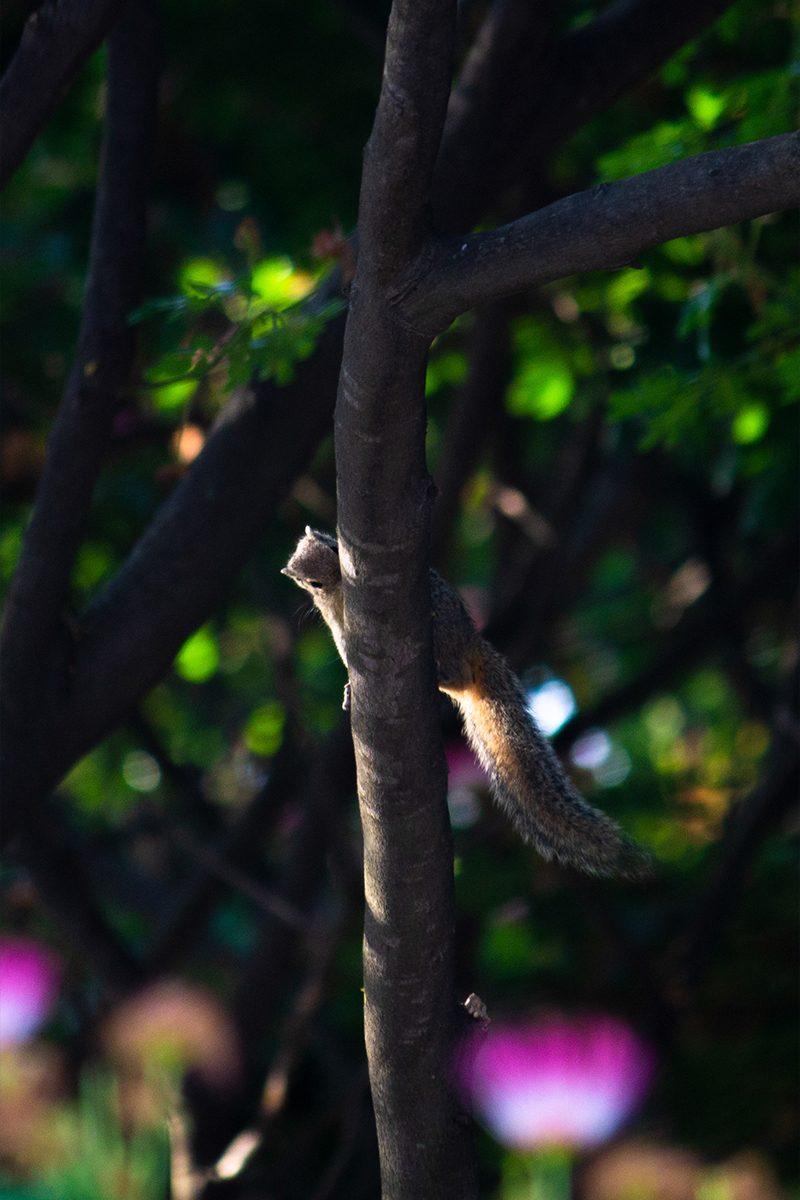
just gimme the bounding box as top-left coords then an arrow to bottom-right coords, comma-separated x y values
0,0 -> 797,1196
132,247 -> 342,400
0,1066 -> 169,1200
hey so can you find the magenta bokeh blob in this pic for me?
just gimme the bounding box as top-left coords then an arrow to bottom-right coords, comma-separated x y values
0,935 -> 61,1047
458,1014 -> 654,1151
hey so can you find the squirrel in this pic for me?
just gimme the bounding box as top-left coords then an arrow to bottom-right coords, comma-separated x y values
283,527 -> 650,880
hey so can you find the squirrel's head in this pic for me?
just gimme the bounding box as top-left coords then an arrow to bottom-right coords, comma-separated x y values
282,527 -> 341,596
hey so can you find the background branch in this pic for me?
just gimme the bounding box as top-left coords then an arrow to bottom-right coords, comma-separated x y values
0,307 -> 346,842
430,298 -> 514,570
0,0 -> 127,189
12,803 -> 141,993
432,0 -> 736,231
1,0 -> 159,838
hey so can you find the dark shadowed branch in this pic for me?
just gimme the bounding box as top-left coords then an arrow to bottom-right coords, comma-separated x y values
553,535 -> 799,754
672,712 -> 799,994
187,718 -> 356,1164
260,908 -> 355,1121
310,1065 -> 372,1200
408,133 -> 800,334
143,734 -> 305,977
0,0 -> 128,190
431,0 -> 563,230
0,307 -> 347,842
490,403 -> 608,662
13,804 -> 141,993
432,0 -> 736,231
1,0 -> 159,838
430,298 -> 514,570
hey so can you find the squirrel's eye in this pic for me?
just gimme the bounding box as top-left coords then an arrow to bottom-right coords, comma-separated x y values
306,580 -> 321,588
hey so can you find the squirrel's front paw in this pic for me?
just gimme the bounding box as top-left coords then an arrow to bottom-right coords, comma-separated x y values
342,682 -> 351,712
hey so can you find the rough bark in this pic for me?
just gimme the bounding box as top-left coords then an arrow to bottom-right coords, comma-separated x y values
333,0 -> 477,1194
406,132 -> 800,335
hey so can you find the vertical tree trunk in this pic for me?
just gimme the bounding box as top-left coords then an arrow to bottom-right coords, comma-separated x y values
333,1 -> 478,1194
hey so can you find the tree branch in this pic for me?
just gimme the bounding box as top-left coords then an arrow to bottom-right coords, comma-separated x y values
357,0 -> 456,274
673,721 -> 799,993
142,734 -> 304,977
335,0 -> 478,1194
429,298 -> 514,570
0,307 -> 346,842
188,718 -> 355,1165
552,535 -> 799,755
431,0 -> 566,230
12,804 -> 141,994
1,0 -> 159,834
408,132 -> 800,335
432,0 -> 736,232
0,0 -> 127,190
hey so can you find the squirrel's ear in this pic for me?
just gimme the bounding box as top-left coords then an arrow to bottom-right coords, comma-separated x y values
305,525 -> 314,536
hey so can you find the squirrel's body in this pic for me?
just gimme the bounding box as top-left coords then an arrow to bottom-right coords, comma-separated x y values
284,528 -> 649,879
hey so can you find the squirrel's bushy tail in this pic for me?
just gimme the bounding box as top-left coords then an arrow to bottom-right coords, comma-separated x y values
453,642 -> 650,880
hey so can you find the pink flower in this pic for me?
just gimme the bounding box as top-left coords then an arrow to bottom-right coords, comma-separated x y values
0,937 -> 60,1047
103,979 -> 241,1089
459,1014 -> 654,1151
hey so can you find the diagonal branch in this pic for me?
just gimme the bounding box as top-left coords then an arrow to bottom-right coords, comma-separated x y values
0,307 -> 346,843
12,803 -> 141,994
0,0 -> 128,190
0,0 -> 159,832
406,132 -> 800,335
433,0 -> 736,232
673,724 -> 799,993
553,535 -> 799,755
188,718 -> 355,1165
431,0 -> 563,231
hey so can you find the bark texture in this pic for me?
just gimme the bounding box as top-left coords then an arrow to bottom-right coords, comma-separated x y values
333,1 -> 477,1194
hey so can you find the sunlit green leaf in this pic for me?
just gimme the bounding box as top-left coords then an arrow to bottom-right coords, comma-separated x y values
175,626 -> 219,683
244,699 -> 286,756
507,361 -> 574,420
179,257 -> 228,294
732,403 -> 770,444
686,86 -> 727,130
151,380 -> 199,412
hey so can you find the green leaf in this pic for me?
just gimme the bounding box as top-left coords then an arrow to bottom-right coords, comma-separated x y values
507,361 -> 574,420
732,403 -> 769,444
144,352 -> 197,384
244,699 -> 286,756
175,626 -> 219,683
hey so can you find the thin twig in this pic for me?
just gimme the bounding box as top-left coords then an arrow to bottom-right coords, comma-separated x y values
171,826 -> 309,935
311,1065 -> 372,1200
